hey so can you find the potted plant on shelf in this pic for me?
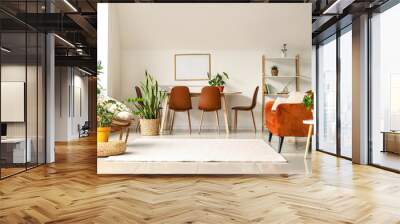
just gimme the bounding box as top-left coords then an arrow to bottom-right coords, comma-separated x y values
207,72 -> 229,92
97,99 -> 118,142
127,71 -> 166,136
303,90 -> 314,112
271,65 -> 279,76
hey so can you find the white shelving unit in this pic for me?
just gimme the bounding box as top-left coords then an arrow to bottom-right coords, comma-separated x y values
261,54 -> 300,132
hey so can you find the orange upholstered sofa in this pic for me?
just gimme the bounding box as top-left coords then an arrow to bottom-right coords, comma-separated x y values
264,100 -> 313,153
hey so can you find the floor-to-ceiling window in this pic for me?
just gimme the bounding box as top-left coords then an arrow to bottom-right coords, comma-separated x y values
0,1 -> 46,179
339,27 -> 353,158
317,25 -> 353,159
370,2 -> 400,171
317,35 -> 337,155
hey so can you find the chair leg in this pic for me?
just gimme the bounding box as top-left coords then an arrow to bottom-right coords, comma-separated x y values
215,111 -> 220,134
165,108 -> 171,131
125,128 -> 130,144
234,110 -> 238,132
250,110 -> 256,133
278,136 -> 285,153
135,121 -> 140,133
119,128 -> 124,140
170,110 -> 176,134
187,110 -> 192,135
199,111 -> 204,134
268,133 -> 273,142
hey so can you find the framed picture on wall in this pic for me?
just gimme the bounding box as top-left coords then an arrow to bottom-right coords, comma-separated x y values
174,54 -> 211,81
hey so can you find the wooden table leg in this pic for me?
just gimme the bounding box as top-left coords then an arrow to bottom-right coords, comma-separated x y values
159,96 -> 169,134
304,124 -> 313,159
221,95 -> 230,134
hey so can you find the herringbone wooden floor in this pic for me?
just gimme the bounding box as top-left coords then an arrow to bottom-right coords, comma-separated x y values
1,136 -> 400,224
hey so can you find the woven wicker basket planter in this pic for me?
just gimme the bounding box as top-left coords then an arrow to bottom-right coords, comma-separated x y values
97,140 -> 127,157
140,118 -> 160,136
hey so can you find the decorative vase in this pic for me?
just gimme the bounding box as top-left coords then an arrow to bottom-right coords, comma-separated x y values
140,118 -> 160,136
217,86 -> 224,92
271,68 -> 279,76
97,127 -> 111,142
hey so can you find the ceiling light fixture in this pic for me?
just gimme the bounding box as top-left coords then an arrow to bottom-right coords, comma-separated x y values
78,67 -> 93,76
63,0 -> 78,12
322,0 -> 354,14
54,34 -> 75,48
1,47 -> 11,53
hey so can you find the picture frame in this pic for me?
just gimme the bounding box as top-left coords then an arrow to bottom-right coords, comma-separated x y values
174,53 -> 211,81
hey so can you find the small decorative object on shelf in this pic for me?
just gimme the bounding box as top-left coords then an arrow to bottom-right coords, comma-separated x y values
207,72 -> 229,92
281,43 -> 288,58
271,65 -> 279,76
127,71 -> 166,136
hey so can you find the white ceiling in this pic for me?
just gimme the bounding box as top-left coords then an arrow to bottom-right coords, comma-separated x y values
114,3 -> 311,51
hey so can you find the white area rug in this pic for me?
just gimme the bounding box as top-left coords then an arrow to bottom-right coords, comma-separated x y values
102,138 -> 287,163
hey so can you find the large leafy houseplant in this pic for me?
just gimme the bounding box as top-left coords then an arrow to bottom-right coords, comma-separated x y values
127,71 -> 166,135
207,72 -> 229,92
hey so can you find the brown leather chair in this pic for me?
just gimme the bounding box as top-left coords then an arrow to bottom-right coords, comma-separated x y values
231,86 -> 259,133
198,86 -> 221,134
168,86 -> 192,134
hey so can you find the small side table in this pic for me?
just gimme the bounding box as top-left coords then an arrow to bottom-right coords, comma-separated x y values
303,120 -> 314,159
381,131 -> 400,154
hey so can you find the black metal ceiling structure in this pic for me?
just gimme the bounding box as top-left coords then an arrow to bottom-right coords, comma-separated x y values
0,0 -> 392,75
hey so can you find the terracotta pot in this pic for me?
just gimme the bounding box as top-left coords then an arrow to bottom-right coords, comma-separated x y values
140,118 -> 160,136
97,127 -> 111,142
217,86 -> 224,92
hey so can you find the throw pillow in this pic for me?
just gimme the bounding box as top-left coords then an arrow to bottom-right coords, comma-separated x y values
271,97 -> 286,111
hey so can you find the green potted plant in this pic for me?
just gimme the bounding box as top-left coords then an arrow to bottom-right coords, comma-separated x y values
303,90 -> 314,112
97,99 -> 118,142
271,65 -> 279,76
127,71 -> 166,136
207,72 -> 229,92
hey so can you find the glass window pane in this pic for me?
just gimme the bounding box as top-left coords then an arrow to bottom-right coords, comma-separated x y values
340,29 -> 352,158
27,31 -> 38,169
318,37 -> 337,154
371,3 -> 400,171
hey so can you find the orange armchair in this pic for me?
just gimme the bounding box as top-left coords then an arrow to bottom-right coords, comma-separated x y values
264,100 -> 313,153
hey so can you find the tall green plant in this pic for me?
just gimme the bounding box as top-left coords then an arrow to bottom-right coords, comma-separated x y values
127,71 -> 166,119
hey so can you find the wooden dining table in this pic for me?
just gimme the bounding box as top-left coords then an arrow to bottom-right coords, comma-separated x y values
159,86 -> 242,134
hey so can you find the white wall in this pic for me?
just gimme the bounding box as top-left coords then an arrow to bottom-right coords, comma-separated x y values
97,3 -> 108,96
107,4 -> 122,100
97,3 -> 122,100
107,3 -> 312,130
55,67 -> 89,141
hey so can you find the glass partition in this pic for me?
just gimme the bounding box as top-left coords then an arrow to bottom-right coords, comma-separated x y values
0,4 -> 46,179
1,31 -> 28,177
